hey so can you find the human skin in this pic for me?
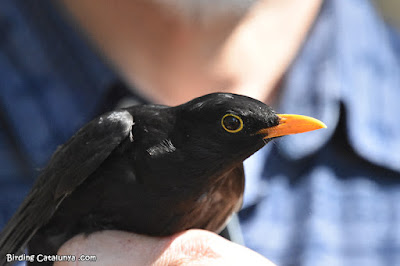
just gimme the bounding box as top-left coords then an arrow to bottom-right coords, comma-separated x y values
55,0 -> 322,264
59,0 -> 322,105
56,229 -> 276,266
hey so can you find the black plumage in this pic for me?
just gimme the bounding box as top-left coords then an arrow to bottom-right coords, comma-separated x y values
0,93 -> 325,265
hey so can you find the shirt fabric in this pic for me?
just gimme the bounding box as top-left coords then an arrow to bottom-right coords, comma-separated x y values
0,0 -> 127,225
0,0 -> 399,265
241,0 -> 400,265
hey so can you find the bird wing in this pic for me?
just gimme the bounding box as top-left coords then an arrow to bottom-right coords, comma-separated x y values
0,110 -> 134,262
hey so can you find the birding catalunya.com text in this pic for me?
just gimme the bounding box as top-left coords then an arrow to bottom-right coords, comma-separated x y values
5,253 -> 97,263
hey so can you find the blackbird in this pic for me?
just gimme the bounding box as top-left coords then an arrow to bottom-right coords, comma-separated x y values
0,93 -> 325,265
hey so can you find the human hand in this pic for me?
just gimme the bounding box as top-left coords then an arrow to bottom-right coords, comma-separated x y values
56,229 -> 275,265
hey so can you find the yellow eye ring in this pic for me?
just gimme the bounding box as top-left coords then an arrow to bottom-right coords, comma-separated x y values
221,114 -> 243,133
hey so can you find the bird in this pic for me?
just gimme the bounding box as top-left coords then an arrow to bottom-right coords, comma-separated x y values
0,92 -> 326,265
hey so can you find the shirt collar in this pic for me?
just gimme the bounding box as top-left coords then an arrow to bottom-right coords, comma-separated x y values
276,0 -> 400,172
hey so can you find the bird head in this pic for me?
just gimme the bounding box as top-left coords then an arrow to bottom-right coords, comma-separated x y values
132,93 -> 326,185
172,93 -> 326,166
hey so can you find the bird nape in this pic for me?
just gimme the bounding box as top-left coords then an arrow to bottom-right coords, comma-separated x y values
0,92 -> 326,265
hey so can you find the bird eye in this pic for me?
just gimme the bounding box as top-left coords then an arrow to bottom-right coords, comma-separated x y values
221,114 -> 243,133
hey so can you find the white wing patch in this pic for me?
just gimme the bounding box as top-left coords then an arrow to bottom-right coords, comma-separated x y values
107,111 -> 129,122
147,139 -> 176,157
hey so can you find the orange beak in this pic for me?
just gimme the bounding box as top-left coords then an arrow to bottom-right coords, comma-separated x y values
258,114 -> 327,139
